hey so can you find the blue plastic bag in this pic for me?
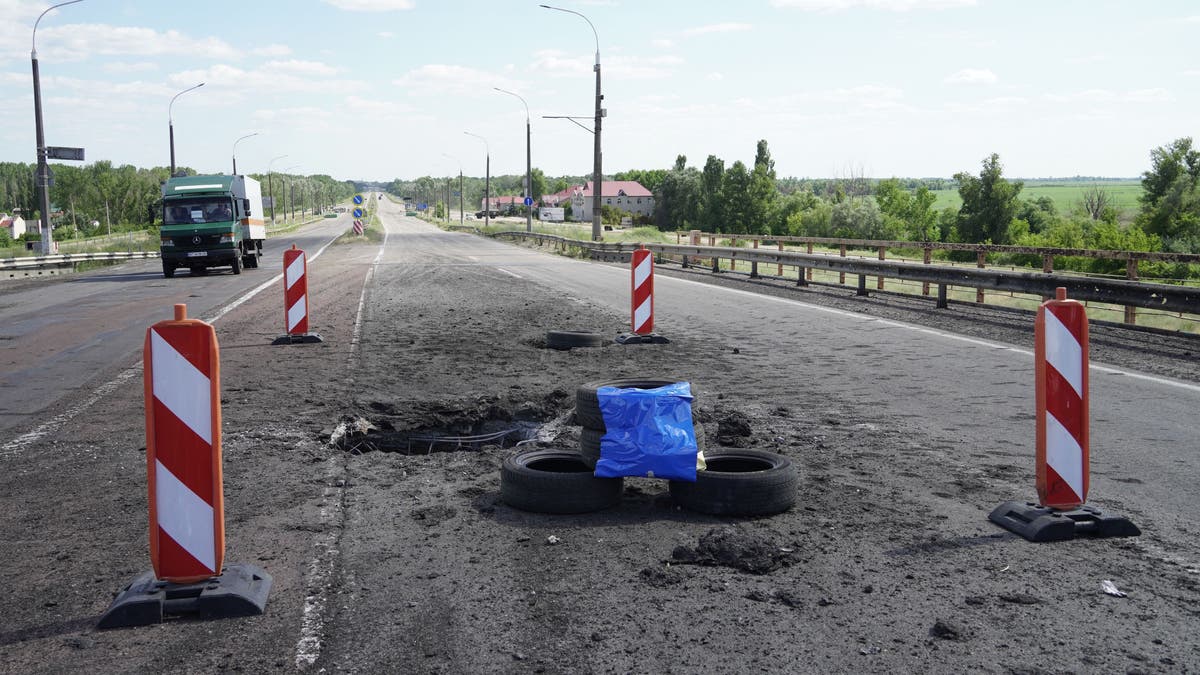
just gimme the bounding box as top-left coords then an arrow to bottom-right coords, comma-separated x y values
594,381 -> 698,481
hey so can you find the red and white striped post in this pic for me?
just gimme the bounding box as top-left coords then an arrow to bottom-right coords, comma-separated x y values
284,244 -> 310,336
1035,287 -> 1089,509
631,247 -> 654,335
144,303 -> 225,583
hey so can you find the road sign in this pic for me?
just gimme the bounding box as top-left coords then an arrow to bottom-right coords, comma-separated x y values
524,197 -> 533,206
353,220 -> 364,235
46,146 -> 85,161
353,194 -> 363,205
353,208 -> 364,218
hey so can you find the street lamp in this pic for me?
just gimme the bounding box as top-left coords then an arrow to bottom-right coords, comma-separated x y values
540,4 -> 603,242
31,0 -> 86,255
442,152 -> 464,227
494,87 -> 533,233
231,132 -> 259,175
284,165 -> 299,221
464,131 -> 490,229
267,154 -> 287,224
169,82 -> 204,176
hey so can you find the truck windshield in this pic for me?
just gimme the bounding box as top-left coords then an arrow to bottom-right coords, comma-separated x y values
164,198 -> 234,224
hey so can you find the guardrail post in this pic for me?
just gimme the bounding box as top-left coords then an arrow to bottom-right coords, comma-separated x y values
1124,258 -> 1139,325
777,242 -> 784,277
877,246 -> 886,290
712,255 -> 720,274
922,246 -> 932,296
976,251 -> 987,304
682,254 -> 689,268
937,283 -> 948,308
839,245 -> 847,285
807,243 -> 814,282
750,240 -> 759,278
1042,254 -> 1054,274
857,274 -> 868,297
730,238 -> 737,272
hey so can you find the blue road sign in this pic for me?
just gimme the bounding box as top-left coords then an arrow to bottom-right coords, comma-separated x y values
417,203 -> 427,211
353,208 -> 364,218
524,197 -> 534,206
353,194 -> 364,205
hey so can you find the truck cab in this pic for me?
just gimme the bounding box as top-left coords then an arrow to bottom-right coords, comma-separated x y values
159,174 -> 265,278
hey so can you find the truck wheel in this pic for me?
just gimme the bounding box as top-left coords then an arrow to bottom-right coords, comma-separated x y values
162,261 -> 175,278
231,255 -> 242,275
245,253 -> 258,269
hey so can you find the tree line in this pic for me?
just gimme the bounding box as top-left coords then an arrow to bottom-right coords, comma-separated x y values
0,161 -> 356,245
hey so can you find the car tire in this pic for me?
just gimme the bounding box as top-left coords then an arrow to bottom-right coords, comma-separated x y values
575,378 -> 693,430
546,330 -> 605,350
579,423 -> 706,469
231,254 -> 242,275
668,449 -> 797,516
500,448 -> 623,514
162,261 -> 175,278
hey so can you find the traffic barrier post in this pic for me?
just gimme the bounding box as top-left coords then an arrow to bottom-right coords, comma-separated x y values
987,288 -> 1139,542
616,246 -> 669,345
273,244 -> 324,344
99,304 -> 272,628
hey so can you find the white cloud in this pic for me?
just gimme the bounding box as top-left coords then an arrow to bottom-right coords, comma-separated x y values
322,0 -> 415,10
984,96 -> 1028,106
682,23 -> 753,36
378,31 -> 395,38
1124,88 -> 1173,103
652,38 -> 675,49
392,64 -> 527,95
708,72 -> 724,81
35,24 -> 241,61
771,0 -> 975,10
103,61 -> 159,74
944,68 -> 997,84
529,50 -> 684,80
262,59 -> 339,78
252,44 -> 293,58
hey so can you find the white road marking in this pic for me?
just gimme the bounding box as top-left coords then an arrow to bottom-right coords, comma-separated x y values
294,213 -> 390,669
1,235 -> 338,458
497,267 -> 523,279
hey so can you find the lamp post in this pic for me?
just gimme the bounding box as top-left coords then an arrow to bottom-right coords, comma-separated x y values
464,131 -> 489,229
284,165 -> 298,221
31,0 -> 85,255
494,87 -> 533,233
540,4 -> 602,241
267,154 -> 287,224
442,153 -> 464,226
169,82 -> 204,176
231,132 -> 259,175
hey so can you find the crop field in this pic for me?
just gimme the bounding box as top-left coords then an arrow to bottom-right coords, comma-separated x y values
931,180 -> 1143,215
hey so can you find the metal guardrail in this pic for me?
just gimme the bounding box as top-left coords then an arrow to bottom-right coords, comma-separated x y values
0,251 -> 159,273
493,231 -> 1200,318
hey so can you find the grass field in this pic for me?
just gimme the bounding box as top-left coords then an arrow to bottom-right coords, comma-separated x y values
931,180 -> 1143,216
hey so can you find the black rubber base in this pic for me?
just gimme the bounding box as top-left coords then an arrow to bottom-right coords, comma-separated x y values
988,501 -> 1141,543
97,563 -> 273,629
615,332 -> 670,345
272,332 -> 324,345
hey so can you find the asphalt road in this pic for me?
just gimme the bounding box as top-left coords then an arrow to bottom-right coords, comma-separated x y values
1,198 -> 1198,672
0,214 -> 351,442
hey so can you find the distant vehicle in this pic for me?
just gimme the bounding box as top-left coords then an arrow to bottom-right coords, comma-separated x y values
475,210 -> 500,219
159,174 -> 264,278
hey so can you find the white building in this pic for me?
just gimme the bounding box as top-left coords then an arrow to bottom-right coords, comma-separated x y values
569,181 -> 654,221
0,214 -> 26,239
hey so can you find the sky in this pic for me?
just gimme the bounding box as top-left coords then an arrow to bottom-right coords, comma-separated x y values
1,0 -> 1197,184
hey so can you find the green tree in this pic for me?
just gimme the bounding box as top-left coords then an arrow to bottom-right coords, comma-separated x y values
721,161 -> 751,233
700,155 -> 725,232
653,155 -> 701,230
954,153 -> 1023,244
1137,137 -> 1200,246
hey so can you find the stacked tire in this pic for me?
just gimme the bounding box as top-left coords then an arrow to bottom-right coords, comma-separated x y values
500,378 -> 798,517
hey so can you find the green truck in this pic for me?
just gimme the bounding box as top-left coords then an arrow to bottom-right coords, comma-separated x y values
159,174 -> 265,277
